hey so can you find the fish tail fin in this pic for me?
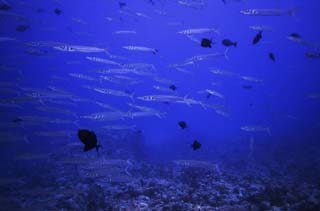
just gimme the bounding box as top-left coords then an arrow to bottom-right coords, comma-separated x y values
152,49 -> 159,55
234,42 -> 237,47
224,48 -> 230,60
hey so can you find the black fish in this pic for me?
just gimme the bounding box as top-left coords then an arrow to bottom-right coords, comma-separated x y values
305,51 -> 320,59
290,33 -> 301,38
242,85 -> 253,90
178,121 -> 187,129
54,8 -> 62,15
0,4 -> 11,11
201,38 -> 212,48
78,129 -> 101,152
169,84 -> 177,91
206,93 -> 212,99
119,2 -> 127,8
222,39 -> 237,47
16,25 -> 29,32
12,118 -> 23,123
253,31 -> 262,45
191,140 -> 201,150
269,53 -> 275,61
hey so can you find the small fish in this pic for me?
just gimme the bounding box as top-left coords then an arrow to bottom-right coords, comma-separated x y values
16,25 -> 29,32
203,89 -> 225,99
240,125 -> 271,136
305,51 -> 320,59
169,84 -> 177,91
201,38 -> 212,48
178,121 -> 187,129
242,85 -> 253,90
86,56 -> 121,66
119,2 -> 127,8
269,53 -> 275,61
253,31 -> 262,44
240,8 -> 297,16
53,45 -> 107,53
249,25 -> 273,32
102,124 -> 136,130
54,8 -> 62,15
0,3 -> 11,11
241,76 -> 263,83
123,45 -> 159,54
12,118 -> 23,123
113,30 -> 137,34
78,129 -> 101,152
178,27 -> 219,35
222,39 -> 237,47
27,48 -> 48,56
191,140 -> 201,150
290,33 -> 301,39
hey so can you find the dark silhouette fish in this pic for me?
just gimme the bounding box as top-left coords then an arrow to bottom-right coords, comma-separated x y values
269,53 -> 275,61
169,84 -> 177,91
12,118 -> 23,123
222,39 -> 237,47
178,121 -> 187,129
16,25 -> 29,32
191,140 -> 201,150
201,38 -> 212,48
119,2 -> 127,8
305,51 -> 320,59
290,33 -> 301,38
253,31 -> 262,44
0,4 -> 11,11
242,85 -> 253,90
54,8 -> 62,15
78,129 -> 101,152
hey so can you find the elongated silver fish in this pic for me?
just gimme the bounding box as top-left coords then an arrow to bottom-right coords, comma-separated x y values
69,73 -> 96,81
240,76 -> 263,83
204,89 -> 225,99
84,86 -> 134,101
122,46 -> 158,54
80,111 -> 128,121
240,8 -> 297,16
53,45 -> 108,53
86,56 -> 121,66
178,27 -> 219,35
240,125 -> 271,136
113,30 -> 137,34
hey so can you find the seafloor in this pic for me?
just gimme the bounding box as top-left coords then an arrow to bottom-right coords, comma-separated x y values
1,150 -> 320,211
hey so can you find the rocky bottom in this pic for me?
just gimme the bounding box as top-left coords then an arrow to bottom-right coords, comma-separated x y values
0,157 -> 319,211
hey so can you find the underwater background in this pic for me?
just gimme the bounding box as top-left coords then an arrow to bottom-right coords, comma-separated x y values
1,0 -> 320,210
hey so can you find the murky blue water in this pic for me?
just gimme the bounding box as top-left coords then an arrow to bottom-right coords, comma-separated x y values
0,0 -> 320,210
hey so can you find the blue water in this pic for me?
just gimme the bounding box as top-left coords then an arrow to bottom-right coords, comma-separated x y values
1,0 -> 320,210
